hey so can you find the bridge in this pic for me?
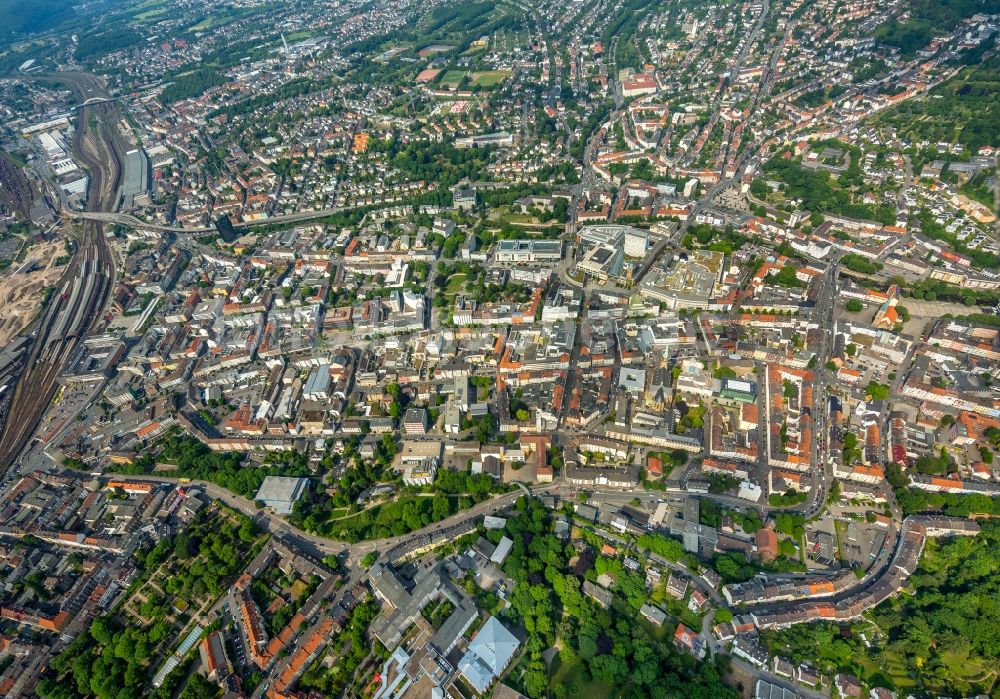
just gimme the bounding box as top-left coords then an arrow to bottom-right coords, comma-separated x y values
66,199 -> 446,234
67,211 -> 216,233
67,208 -> 357,234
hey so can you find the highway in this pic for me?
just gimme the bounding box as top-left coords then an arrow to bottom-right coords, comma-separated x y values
0,73 -> 118,472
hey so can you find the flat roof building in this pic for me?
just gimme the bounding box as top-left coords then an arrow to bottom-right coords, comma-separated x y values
495,240 -> 563,264
403,408 -> 428,434
720,378 -> 757,402
254,476 -> 310,514
303,365 -> 332,401
121,148 -> 150,210
639,250 -> 725,309
491,536 -> 514,565
577,243 -> 624,281
370,560 -> 478,652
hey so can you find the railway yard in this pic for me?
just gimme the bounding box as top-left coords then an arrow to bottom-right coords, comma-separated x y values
0,152 -> 34,219
0,76 -> 119,470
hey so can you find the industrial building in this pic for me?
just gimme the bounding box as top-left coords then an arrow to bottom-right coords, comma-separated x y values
120,148 -> 150,210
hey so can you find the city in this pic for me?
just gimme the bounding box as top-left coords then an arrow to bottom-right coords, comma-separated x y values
0,0 -> 998,697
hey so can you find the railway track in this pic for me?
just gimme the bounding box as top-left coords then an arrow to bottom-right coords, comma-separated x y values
0,76 -> 120,470
0,153 -> 35,218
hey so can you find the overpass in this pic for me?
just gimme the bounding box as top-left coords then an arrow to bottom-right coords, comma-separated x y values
66,198 -> 444,234
67,211 -> 215,233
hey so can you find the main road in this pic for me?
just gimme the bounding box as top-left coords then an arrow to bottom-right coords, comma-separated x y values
112,470 -> 799,566
107,471 -> 548,564
0,73 -> 118,472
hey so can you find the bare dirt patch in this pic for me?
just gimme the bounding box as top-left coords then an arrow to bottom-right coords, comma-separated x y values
0,238 -> 68,346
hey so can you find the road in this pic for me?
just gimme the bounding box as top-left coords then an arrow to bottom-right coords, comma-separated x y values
67,211 -> 216,233
68,196 -> 442,234
108,472 -> 547,564
111,469 -> 790,565
801,262 -> 838,519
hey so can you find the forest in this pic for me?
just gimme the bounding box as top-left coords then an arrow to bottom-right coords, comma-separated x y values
368,138 -> 496,189
497,498 -> 738,699
903,277 -> 1000,306
75,25 -> 144,61
840,253 -> 884,275
889,463 -> 1000,518
0,0 -> 76,38
282,430 -> 502,541
345,0 -> 523,68
113,431 -> 310,498
159,68 -> 227,105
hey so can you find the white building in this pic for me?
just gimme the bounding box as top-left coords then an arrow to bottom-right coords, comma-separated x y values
458,616 -> 520,693
495,239 -> 562,263
624,228 -> 650,257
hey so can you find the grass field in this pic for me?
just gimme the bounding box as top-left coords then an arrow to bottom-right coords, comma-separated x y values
872,55 -> 1000,153
322,495 -> 478,540
462,44 -> 488,56
188,16 -> 218,31
135,5 -> 169,21
2,150 -> 27,168
503,213 -> 542,224
549,657 -> 615,698
188,7 -> 254,32
470,70 -> 510,87
289,579 -> 309,599
439,70 -> 467,88
851,647 -> 986,696
444,273 -> 467,294
131,0 -> 167,10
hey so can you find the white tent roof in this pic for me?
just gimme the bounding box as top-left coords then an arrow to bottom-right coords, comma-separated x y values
458,616 -> 520,692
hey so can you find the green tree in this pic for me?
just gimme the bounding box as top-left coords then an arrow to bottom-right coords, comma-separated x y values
866,381 -> 890,401
180,673 -> 221,699
431,494 -> 451,521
